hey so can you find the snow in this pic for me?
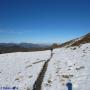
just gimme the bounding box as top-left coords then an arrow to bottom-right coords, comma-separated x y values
0,43 -> 90,90
0,51 -> 51,90
42,43 -> 90,90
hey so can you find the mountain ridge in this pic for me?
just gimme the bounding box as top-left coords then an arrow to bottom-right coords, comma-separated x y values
60,33 -> 90,47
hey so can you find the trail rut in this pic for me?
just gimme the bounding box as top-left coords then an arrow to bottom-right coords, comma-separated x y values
33,52 -> 53,90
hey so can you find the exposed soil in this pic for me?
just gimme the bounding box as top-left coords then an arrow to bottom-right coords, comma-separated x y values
33,52 -> 53,90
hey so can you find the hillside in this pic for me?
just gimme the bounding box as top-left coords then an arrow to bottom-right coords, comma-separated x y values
0,42 -> 90,90
60,33 -> 90,47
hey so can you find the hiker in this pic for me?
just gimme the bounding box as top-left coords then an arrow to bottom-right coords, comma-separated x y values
50,48 -> 53,52
50,48 -> 53,57
66,80 -> 72,90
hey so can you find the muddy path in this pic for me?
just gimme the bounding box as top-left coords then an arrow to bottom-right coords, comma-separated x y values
33,52 -> 53,90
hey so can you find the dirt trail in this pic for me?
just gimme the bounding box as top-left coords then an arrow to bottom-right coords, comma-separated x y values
33,52 -> 53,90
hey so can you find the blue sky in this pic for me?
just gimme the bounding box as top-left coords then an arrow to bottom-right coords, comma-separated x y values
0,0 -> 90,43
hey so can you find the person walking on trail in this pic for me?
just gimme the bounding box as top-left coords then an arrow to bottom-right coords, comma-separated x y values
50,48 -> 53,52
50,48 -> 53,57
66,80 -> 72,90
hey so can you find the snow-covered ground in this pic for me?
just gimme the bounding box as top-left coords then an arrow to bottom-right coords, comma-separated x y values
0,43 -> 90,90
42,43 -> 90,90
0,51 -> 51,90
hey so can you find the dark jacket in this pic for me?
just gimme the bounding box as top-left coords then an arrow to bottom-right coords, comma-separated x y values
50,48 -> 53,51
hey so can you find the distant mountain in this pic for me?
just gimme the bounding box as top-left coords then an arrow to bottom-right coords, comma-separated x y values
61,33 -> 90,47
0,43 -> 17,47
0,43 -> 50,54
0,43 -> 50,48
